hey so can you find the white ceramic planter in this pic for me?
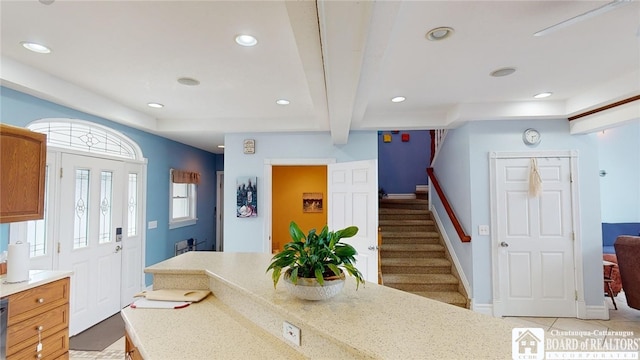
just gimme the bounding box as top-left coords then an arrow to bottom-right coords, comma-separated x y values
283,271 -> 345,300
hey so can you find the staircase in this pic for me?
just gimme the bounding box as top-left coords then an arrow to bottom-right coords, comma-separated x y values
379,197 -> 469,308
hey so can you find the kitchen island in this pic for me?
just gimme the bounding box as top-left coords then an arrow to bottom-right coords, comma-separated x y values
122,252 -> 515,359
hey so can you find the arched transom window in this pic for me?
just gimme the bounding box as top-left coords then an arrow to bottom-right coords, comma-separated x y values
28,118 -> 143,160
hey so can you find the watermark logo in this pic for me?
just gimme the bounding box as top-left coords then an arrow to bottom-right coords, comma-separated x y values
512,328 -> 639,359
513,328 -> 545,360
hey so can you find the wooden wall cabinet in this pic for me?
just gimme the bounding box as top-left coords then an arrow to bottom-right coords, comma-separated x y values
0,123 -> 47,223
5,277 -> 70,359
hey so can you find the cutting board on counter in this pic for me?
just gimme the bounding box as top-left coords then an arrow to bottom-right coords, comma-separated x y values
134,289 -> 211,302
131,298 -> 191,309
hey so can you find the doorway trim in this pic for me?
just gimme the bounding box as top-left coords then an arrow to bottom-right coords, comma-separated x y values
489,150 -> 585,318
263,158 -> 336,253
216,170 -> 224,252
24,118 -> 148,314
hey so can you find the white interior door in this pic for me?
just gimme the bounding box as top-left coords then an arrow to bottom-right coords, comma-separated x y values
58,153 -> 124,335
496,156 -> 576,317
327,160 -> 378,283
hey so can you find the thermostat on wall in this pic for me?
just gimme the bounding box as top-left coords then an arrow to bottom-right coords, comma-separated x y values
243,139 -> 255,154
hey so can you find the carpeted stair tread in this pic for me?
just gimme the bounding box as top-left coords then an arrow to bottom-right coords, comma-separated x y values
382,243 -> 444,251
381,257 -> 450,267
380,198 -> 429,205
379,208 -> 430,215
381,231 -> 440,238
383,273 -> 459,284
379,219 -> 434,226
413,291 -> 467,306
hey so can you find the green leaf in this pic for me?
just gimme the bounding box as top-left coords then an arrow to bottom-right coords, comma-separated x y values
335,226 -> 358,239
327,263 -> 341,277
290,268 -> 298,285
289,221 -> 306,242
334,243 -> 357,257
314,267 -> 325,285
271,267 -> 282,288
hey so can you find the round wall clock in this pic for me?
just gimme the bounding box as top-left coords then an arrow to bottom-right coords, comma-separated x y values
523,128 -> 541,145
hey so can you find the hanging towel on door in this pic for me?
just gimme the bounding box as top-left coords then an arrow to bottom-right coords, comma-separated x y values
529,158 -> 543,197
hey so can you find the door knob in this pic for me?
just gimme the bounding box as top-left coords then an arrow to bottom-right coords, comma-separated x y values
368,245 -> 378,251
500,242 -> 509,247
115,245 -> 122,253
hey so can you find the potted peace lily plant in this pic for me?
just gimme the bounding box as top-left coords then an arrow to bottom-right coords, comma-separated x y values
266,221 -> 365,300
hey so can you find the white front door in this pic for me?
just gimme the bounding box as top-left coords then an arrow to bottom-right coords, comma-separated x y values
58,153 -> 124,335
495,156 -> 576,317
327,160 -> 378,283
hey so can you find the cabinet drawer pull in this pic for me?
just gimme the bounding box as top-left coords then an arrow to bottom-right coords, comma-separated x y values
37,325 -> 43,331
36,354 -> 43,359
37,298 -> 44,303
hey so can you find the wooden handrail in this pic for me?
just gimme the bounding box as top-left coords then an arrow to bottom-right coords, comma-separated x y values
427,167 -> 471,243
377,228 -> 383,285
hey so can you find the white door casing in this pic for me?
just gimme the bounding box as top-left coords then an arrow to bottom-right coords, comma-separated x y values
120,162 -> 145,307
15,119 -> 147,335
328,159 -> 379,283
216,171 -> 224,252
490,151 -> 580,318
58,153 -> 124,335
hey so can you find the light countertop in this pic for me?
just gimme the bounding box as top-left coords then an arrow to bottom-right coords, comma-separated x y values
0,270 -> 73,297
124,252 -> 515,359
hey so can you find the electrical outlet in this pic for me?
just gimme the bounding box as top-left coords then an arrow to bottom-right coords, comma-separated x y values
283,321 -> 301,346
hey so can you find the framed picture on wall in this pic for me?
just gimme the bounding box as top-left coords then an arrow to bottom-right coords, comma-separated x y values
237,176 -> 257,217
302,193 -> 323,213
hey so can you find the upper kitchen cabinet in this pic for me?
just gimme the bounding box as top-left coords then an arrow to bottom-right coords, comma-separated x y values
0,124 -> 47,223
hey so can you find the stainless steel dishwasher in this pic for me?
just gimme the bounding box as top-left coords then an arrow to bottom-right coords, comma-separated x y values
1,297 -> 7,359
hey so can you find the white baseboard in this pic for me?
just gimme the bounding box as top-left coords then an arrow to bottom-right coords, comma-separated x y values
385,193 -> 416,199
471,302 -> 494,317
582,303 -> 609,320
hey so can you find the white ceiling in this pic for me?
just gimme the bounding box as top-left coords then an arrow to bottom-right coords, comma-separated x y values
1,0 -> 639,154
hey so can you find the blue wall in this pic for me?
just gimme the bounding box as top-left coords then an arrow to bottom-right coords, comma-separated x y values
433,119 -> 603,309
596,120 -> 640,222
0,87 -> 219,284
378,130 -> 430,194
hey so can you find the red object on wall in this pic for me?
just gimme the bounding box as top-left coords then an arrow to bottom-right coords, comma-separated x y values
401,133 -> 410,142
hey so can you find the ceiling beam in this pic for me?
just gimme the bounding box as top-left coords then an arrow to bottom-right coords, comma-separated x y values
317,0 -> 373,144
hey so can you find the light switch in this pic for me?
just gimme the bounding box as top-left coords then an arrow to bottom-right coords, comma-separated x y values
148,220 -> 157,229
478,225 -> 490,236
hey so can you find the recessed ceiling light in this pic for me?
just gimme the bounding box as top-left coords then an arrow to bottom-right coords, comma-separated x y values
426,27 -> 454,41
21,41 -> 51,54
391,96 -> 406,103
177,77 -> 200,86
217,145 -> 225,149
147,102 -> 164,108
38,0 -> 55,4
276,99 -> 290,105
534,92 -> 553,99
490,67 -> 516,77
235,34 -> 257,47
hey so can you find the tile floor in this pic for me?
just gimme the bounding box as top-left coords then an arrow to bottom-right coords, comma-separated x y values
69,294 -> 639,360
504,291 -> 640,338
69,336 -> 125,360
